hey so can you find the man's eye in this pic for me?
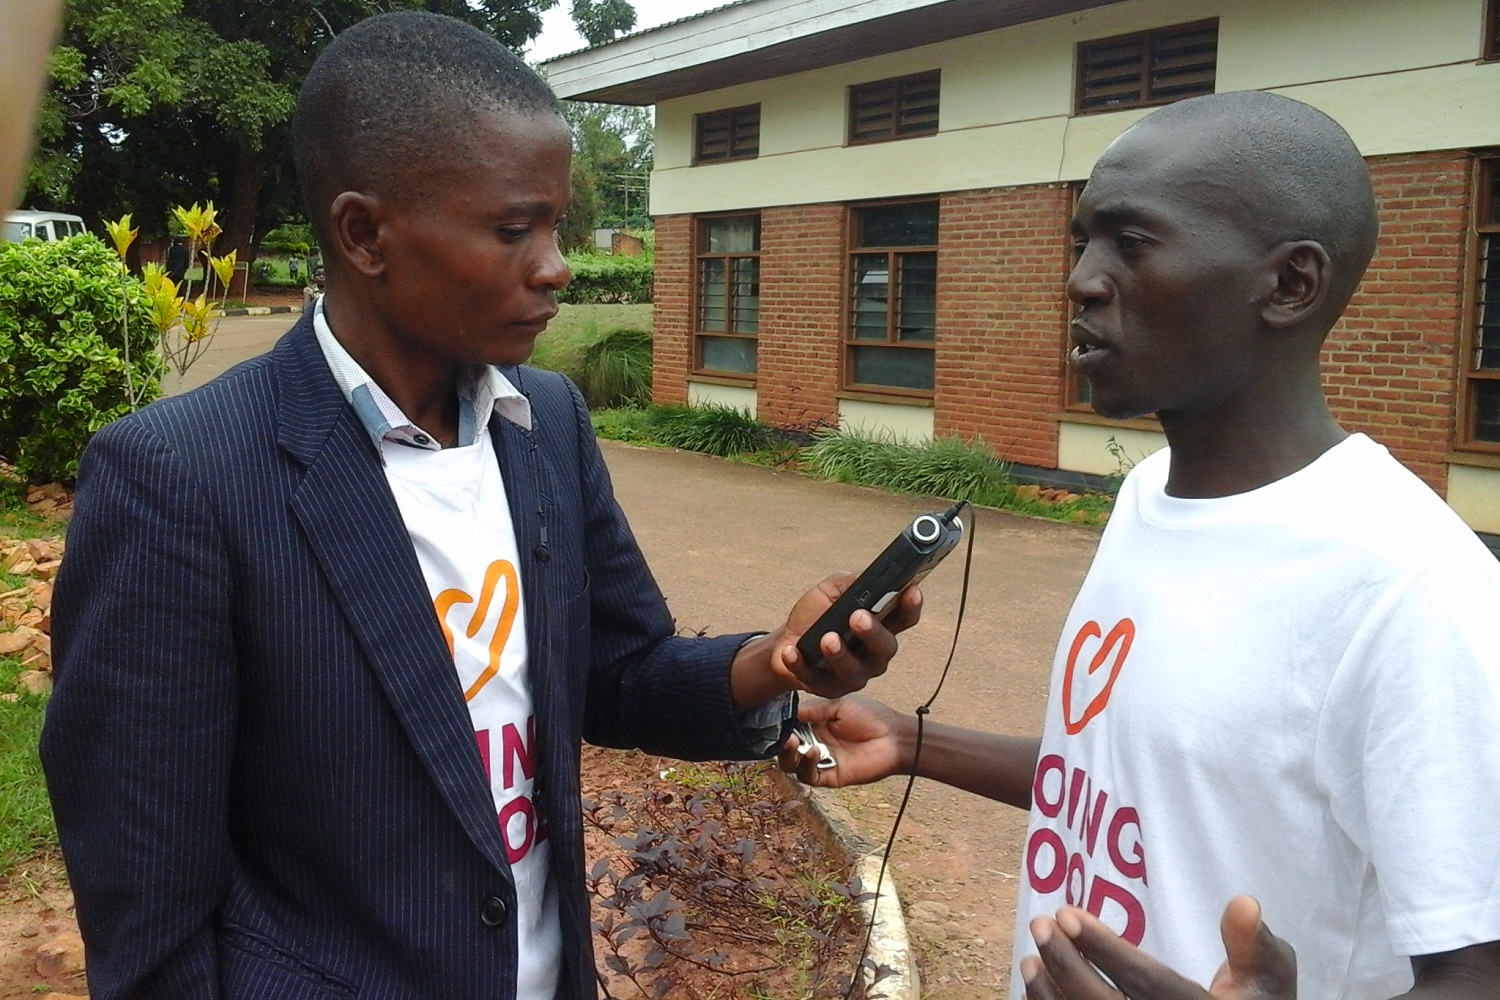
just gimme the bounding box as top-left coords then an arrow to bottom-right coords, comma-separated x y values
1071,240 -> 1087,258
1116,233 -> 1147,251
499,227 -> 530,242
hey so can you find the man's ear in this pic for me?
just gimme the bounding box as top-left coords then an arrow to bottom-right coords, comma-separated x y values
329,191 -> 387,279
1262,240 -> 1332,329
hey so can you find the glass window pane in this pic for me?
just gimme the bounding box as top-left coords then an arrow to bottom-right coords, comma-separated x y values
851,254 -> 888,340
732,257 -> 759,334
851,345 -> 933,391
1476,381 -> 1500,442
1487,161 -> 1500,226
701,336 -> 757,374
698,258 -> 726,331
704,216 -> 759,253
1479,236 -> 1500,369
857,202 -> 938,248
897,252 -> 937,341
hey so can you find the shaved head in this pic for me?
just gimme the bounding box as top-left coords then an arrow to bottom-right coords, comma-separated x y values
1105,91 -> 1379,314
293,11 -> 562,252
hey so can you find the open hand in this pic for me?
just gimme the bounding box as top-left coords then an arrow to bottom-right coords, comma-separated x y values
1022,897 -> 1296,1000
777,694 -> 909,788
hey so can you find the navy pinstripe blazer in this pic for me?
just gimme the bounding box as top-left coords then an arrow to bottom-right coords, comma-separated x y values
41,315 -> 777,999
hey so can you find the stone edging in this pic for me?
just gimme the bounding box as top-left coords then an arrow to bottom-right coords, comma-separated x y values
218,304 -> 298,317
767,769 -> 920,999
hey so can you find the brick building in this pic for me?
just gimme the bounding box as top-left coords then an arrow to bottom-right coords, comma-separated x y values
544,0 -> 1500,544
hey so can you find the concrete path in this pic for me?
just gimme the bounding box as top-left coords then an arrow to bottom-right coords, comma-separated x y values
184,315 -> 1103,998
604,443 -> 1099,999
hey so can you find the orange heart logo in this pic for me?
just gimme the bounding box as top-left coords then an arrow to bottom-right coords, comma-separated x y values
1061,618 -> 1134,735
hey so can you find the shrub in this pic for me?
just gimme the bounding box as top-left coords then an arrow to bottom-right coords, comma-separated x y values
560,252 -> 654,304
651,404 -> 772,458
576,326 -> 652,409
803,429 -> 1016,508
0,236 -> 162,483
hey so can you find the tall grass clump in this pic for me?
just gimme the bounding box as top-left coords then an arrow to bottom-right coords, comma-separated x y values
803,429 -> 1016,507
0,655 -> 54,875
651,404 -> 773,457
576,326 -> 652,409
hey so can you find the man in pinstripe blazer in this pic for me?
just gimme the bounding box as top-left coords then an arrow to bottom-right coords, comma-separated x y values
39,13 -> 919,1000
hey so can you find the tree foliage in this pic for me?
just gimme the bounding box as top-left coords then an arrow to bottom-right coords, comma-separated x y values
560,101 -> 652,248
24,0 -> 615,267
569,0 -> 637,46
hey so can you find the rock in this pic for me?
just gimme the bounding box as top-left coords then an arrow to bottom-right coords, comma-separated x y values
34,931 -> 85,978
0,692 -> 19,703
906,899 -> 952,924
18,670 -> 52,696
18,921 -> 41,938
0,626 -> 38,655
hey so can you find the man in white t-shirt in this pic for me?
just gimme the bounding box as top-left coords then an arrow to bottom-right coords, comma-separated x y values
784,91 -> 1500,1000
41,13 -> 921,1000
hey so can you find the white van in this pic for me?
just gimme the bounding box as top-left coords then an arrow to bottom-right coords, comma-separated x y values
3,210 -> 88,243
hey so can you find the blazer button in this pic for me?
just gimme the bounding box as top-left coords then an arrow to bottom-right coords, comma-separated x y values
480,895 -> 509,927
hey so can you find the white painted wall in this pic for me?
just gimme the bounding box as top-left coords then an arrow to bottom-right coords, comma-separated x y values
650,0 -> 1500,215
1446,465 -> 1500,534
836,400 -> 935,443
1057,423 -> 1167,477
686,381 -> 757,414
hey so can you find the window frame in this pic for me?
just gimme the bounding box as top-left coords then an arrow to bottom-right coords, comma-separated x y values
1486,0 -> 1500,60
1459,153 -> 1500,453
843,200 -> 939,398
1074,19 -> 1218,115
846,70 -> 941,147
693,104 -> 761,165
692,213 -> 761,379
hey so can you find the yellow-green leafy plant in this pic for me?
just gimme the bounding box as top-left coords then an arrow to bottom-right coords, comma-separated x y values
103,213 -> 149,409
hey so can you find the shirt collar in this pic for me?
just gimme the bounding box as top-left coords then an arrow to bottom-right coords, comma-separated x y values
311,295 -> 533,456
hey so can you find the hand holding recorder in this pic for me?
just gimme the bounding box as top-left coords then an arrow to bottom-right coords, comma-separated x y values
795,503 -> 964,671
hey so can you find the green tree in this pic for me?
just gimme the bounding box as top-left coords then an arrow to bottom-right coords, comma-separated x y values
560,101 -> 653,248
25,0 -> 620,267
569,0 -> 637,46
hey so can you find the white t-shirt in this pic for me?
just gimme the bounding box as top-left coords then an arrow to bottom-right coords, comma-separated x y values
1012,434 -> 1500,1000
383,432 -> 561,1000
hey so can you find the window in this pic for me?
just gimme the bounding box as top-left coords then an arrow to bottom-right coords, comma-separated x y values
1463,155 -> 1500,449
847,202 -> 937,393
1075,21 -> 1217,114
1062,183 -> 1093,411
848,71 -> 940,145
695,215 -> 760,376
694,105 -> 760,164
1486,0 -> 1500,60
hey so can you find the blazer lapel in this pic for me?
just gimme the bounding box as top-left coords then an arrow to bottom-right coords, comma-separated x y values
272,322 -> 512,875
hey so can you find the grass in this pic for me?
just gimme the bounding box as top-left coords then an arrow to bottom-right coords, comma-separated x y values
0,654 -> 54,878
529,302 -> 653,373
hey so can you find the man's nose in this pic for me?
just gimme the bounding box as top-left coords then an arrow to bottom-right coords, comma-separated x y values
1066,246 -> 1109,306
533,237 -> 571,290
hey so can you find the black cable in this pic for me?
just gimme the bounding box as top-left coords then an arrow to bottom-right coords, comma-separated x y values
843,500 -> 975,999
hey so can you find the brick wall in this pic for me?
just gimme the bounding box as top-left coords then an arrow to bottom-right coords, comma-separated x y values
935,184 -> 1073,469
1325,151 -> 1470,493
651,214 -> 692,405
756,205 -> 845,429
652,153 -> 1472,491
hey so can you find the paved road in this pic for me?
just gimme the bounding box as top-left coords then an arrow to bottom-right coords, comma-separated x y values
182,315 -> 1102,998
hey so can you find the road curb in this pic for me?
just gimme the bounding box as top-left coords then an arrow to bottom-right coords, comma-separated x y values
219,304 -> 297,317
769,770 -> 920,999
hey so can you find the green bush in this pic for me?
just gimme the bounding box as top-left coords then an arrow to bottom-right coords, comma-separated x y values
651,403 -> 772,457
576,326 -> 652,409
803,429 -> 1017,508
258,221 -> 315,257
559,252 -> 654,304
0,236 -> 162,483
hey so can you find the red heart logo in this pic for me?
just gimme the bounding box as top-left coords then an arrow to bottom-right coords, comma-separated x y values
1061,618 -> 1134,735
